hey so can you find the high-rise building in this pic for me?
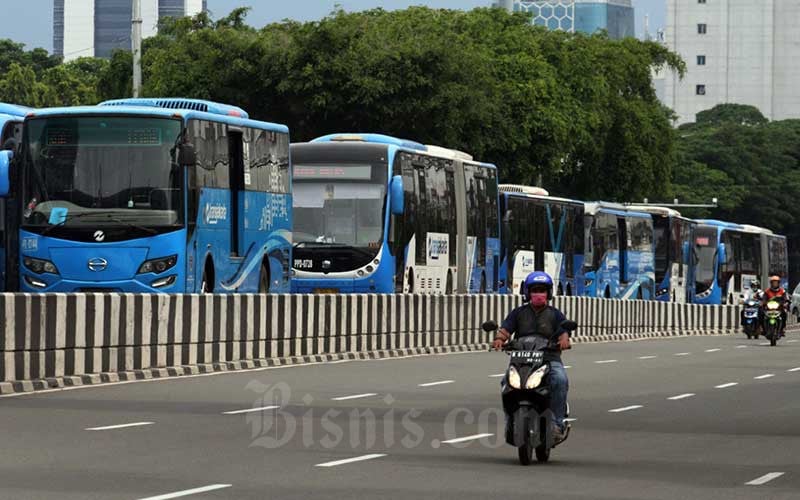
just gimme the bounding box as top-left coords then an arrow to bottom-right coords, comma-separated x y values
512,0 -> 635,39
54,0 -> 207,61
663,0 -> 800,125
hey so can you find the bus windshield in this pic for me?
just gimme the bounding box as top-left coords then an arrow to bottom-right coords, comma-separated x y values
694,227 -> 718,290
21,116 -> 184,232
293,163 -> 387,248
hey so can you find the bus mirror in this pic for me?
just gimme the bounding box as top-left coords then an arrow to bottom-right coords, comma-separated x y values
390,175 -> 404,215
0,150 -> 11,197
178,143 -> 197,166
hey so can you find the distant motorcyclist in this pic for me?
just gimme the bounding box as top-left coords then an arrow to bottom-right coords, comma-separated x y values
741,279 -> 763,329
492,271 -> 571,442
762,275 -> 789,337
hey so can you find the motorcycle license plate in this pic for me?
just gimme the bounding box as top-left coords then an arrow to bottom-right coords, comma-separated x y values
510,351 -> 544,364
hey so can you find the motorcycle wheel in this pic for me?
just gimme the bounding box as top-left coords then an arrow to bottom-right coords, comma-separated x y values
771,336 -> 777,347
518,443 -> 533,466
535,443 -> 550,463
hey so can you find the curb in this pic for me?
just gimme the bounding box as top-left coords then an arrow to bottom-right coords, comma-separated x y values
0,328 -> 777,396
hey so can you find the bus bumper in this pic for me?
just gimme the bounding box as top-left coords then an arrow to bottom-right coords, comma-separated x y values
291,277 -> 389,294
20,273 -> 183,293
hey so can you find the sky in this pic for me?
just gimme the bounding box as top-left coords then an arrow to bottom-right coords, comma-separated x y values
0,0 -> 666,53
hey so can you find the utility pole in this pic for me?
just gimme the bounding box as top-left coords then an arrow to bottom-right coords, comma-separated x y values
499,0 -> 514,13
132,0 -> 142,97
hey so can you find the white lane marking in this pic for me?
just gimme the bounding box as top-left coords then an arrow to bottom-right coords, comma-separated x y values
328,360 -> 352,364
754,374 -> 775,380
138,484 -> 232,500
715,382 -> 739,389
418,380 -> 455,387
489,373 -> 505,378
736,345 -> 749,349
595,359 -> 618,364
787,339 -> 798,343
222,405 -> 280,415
331,393 -> 378,401
745,472 -> 785,486
667,393 -> 695,401
564,365 -> 572,369
564,418 -> 578,422
705,348 -> 721,353
85,421 -> 154,431
759,342 -> 771,346
788,367 -> 800,372
441,433 -> 494,444
674,352 -> 691,356
638,356 -> 657,360
315,454 -> 387,467
608,405 -> 643,413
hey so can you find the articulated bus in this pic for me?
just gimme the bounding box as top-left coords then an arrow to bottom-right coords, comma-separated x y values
291,133 -> 500,294
635,206 -> 695,303
692,220 -> 787,305
0,98 -> 292,293
498,185 -> 584,296
583,202 -> 656,299
0,103 -> 29,291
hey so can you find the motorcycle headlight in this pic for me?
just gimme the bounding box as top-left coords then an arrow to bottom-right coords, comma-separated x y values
23,256 -> 59,275
138,255 -> 178,275
767,301 -> 780,311
508,366 -> 521,389
525,365 -> 549,389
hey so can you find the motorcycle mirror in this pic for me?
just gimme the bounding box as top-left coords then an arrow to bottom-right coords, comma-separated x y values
560,320 -> 578,332
481,320 -> 498,332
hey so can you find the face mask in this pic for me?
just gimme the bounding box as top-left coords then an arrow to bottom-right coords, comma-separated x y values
530,292 -> 548,307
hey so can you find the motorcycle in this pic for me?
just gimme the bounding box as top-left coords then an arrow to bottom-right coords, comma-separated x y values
742,298 -> 761,339
763,299 -> 784,347
482,319 -> 578,465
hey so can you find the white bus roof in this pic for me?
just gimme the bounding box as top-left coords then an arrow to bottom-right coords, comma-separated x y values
738,224 -> 774,235
424,144 -> 473,161
499,184 -> 550,196
628,205 -> 683,217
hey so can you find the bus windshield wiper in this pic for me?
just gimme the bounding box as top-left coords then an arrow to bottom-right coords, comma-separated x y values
39,212 -> 105,236
39,212 -> 157,236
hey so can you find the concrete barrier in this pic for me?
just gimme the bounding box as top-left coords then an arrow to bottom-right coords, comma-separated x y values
0,294 -> 742,392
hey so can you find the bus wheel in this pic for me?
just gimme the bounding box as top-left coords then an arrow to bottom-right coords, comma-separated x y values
258,262 -> 270,294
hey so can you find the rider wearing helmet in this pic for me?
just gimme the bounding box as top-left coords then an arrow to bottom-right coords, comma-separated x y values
741,278 -> 763,328
492,271 -> 572,442
762,275 -> 789,337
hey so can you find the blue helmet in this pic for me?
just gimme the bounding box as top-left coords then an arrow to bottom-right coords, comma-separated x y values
523,271 -> 554,299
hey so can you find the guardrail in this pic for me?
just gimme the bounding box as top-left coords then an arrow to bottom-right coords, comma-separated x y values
0,294 -> 743,387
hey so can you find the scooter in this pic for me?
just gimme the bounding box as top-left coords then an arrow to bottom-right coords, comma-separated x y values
742,298 -> 760,339
483,319 -> 578,465
763,299 -> 784,347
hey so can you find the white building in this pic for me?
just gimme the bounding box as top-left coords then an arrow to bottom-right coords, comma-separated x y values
663,0 -> 800,125
54,0 -> 206,61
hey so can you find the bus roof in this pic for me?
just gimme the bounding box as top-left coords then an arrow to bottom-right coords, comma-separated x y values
694,219 -> 745,230
500,184 -> 550,196
0,103 -> 32,117
627,205 -> 683,218
312,133 -> 427,152
25,103 -> 289,134
99,98 -> 249,119
584,201 -> 651,219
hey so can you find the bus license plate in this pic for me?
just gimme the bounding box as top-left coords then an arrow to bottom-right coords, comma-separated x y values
314,288 -> 339,294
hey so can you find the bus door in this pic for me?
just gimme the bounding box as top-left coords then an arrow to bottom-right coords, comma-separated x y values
228,129 -> 244,257
618,216 -> 628,285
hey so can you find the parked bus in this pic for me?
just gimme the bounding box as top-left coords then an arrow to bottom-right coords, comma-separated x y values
0,98 -> 292,293
692,220 -> 777,305
634,206 -> 695,303
583,202 -> 655,299
498,185 -> 584,296
0,103 -> 29,291
291,133 -> 500,294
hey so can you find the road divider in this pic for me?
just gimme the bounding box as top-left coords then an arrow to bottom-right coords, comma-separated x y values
0,293 -> 747,392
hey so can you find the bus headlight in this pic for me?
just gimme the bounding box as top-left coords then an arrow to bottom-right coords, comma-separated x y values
24,257 -> 59,275
138,255 -> 177,275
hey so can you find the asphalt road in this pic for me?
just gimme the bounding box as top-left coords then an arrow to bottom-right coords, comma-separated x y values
1,333 -> 799,500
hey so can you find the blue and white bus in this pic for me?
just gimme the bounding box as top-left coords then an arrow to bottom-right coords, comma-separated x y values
583,202 -> 656,299
0,103 -> 29,291
635,206 -> 695,303
693,220 -> 788,305
498,185 -> 584,296
0,98 -> 292,293
291,134 -> 500,294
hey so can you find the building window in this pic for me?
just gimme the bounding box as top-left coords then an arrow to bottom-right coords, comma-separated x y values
698,23 -> 707,34
697,55 -> 706,65
696,85 -> 706,95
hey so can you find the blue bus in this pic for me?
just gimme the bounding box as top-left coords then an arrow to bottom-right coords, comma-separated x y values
583,202 -> 656,299
291,134 -> 500,294
693,220 -> 787,305
498,185 -> 584,296
0,103 -> 30,291
0,98 -> 292,293
635,206 -> 696,303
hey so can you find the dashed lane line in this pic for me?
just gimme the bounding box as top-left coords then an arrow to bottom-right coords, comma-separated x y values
489,373 -> 505,378
315,454 -> 387,467
754,374 -> 775,380
608,405 -> 643,413
331,393 -> 379,401
222,405 -> 280,415
638,356 -> 657,360
441,433 -> 494,444
138,484 -> 232,500
745,472 -> 785,486
715,382 -> 739,389
788,367 -> 800,372
674,352 -> 691,356
667,393 -> 695,401
595,360 -> 618,364
418,380 -> 455,387
704,348 -> 722,353
85,422 -> 154,431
